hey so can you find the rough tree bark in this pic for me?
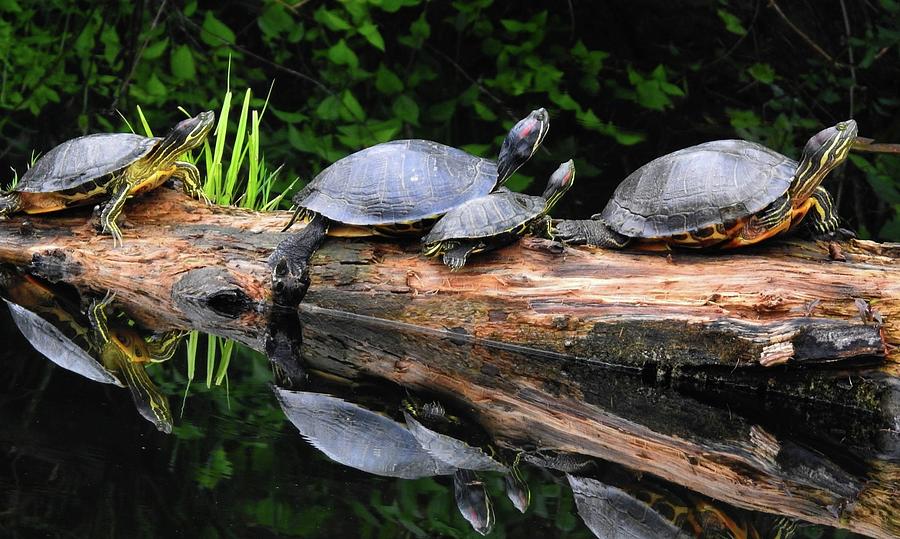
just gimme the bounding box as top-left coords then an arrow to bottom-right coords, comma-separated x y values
1,188 -> 898,537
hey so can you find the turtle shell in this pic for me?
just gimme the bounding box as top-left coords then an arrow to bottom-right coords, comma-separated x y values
275,388 -> 456,479
17,133 -> 160,193
295,139 -> 498,226
600,140 -> 797,238
422,190 -> 544,244
404,411 -> 508,472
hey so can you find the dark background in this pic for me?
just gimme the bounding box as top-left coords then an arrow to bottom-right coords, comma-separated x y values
1,0 -> 898,237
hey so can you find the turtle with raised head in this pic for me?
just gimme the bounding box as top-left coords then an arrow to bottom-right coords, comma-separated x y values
0,111 -> 215,246
554,120 -> 857,251
422,159 -> 575,270
269,108 -> 550,304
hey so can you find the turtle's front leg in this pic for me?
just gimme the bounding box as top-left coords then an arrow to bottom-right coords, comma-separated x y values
552,218 -> 631,248
99,180 -> 133,247
441,242 -> 479,271
804,186 -> 855,241
171,161 -> 211,204
268,214 -> 330,306
0,192 -> 22,218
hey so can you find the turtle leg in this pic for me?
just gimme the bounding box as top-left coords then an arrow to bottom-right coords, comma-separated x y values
552,218 -> 631,248
804,187 -> 855,240
98,179 -> 133,247
441,242 -> 480,271
171,161 -> 211,204
0,192 -> 22,218
145,330 -> 189,363
268,213 -> 329,306
87,292 -> 173,433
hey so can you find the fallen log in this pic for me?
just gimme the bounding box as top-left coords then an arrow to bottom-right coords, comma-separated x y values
1,187 -> 898,537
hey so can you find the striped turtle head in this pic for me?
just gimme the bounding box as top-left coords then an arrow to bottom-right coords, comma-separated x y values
541,159 -> 575,212
793,119 -> 857,200
497,108 -> 550,185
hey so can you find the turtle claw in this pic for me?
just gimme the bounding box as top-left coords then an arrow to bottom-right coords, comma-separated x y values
442,253 -> 468,271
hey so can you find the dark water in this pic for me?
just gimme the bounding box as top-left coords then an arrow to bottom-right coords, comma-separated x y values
0,301 -> 864,538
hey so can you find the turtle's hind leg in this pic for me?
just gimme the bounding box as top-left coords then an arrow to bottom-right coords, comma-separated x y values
99,180 -> 133,247
0,192 -> 22,218
552,218 -> 630,248
268,213 -> 329,306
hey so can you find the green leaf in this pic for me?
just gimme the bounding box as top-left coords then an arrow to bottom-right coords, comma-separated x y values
727,108 -> 761,130
100,26 -> 121,65
341,90 -> 367,121
472,100 -> 496,121
327,39 -> 359,68
201,11 -> 236,46
410,13 -> 430,42
359,22 -> 386,51
748,62 -> 776,84
426,100 -> 456,122
635,81 -> 672,110
146,73 -> 167,97
142,38 -> 169,60
171,45 -> 196,80
392,95 -> 419,125
259,4 -> 294,37
315,7 -> 352,31
717,8 -> 747,35
316,95 -> 341,121
375,64 -> 404,94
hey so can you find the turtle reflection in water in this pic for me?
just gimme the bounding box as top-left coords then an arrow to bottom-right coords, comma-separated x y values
567,473 -> 802,539
1,270 -> 184,433
274,387 -> 528,536
554,120 -> 858,251
0,111 -> 215,246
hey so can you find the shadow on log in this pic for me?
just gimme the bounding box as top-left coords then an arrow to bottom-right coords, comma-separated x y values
1,187 -> 899,537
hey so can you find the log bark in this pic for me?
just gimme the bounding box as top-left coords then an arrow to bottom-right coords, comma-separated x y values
1,187 -> 899,537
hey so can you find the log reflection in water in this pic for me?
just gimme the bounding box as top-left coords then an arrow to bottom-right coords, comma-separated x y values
298,304 -> 899,538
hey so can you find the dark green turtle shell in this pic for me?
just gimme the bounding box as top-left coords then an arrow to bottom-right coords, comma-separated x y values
599,140 -> 797,238
294,139 -> 498,226
422,190 -> 544,244
404,411 -> 508,472
17,133 -> 160,193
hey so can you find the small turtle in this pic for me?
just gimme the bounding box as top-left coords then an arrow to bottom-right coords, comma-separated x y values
2,272 -> 182,433
554,121 -> 857,250
404,399 -> 531,521
422,159 -> 575,270
0,111 -> 215,246
269,109 -> 550,304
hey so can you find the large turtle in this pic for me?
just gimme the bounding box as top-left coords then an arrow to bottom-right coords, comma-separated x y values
554,120 -> 857,250
422,160 -> 575,270
1,271 -> 183,433
269,108 -> 550,304
0,111 -> 215,246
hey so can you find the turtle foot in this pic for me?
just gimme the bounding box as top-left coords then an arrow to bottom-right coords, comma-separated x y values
551,219 -> 589,244
265,306 -> 307,388
269,257 -> 310,308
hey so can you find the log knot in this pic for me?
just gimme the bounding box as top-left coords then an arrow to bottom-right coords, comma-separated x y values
172,267 -> 254,321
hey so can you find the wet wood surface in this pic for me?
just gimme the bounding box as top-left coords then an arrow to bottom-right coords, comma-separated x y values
0,187 -> 898,537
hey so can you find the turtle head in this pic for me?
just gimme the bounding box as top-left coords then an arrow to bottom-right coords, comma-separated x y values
541,159 -> 575,212
151,111 -> 216,166
793,119 -> 858,199
497,108 -> 550,185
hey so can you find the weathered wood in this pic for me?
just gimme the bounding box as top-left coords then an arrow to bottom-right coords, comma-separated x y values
1,187 -> 899,537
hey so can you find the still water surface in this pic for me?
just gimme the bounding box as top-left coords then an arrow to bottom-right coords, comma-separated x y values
0,302 -> 863,538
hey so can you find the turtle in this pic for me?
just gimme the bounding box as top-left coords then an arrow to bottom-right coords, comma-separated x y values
268,108 -> 550,305
1,271 -> 182,433
567,474 -> 693,539
0,110 -> 215,246
403,398 -> 531,520
553,120 -> 858,251
273,387 -> 456,479
422,159 -> 575,270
